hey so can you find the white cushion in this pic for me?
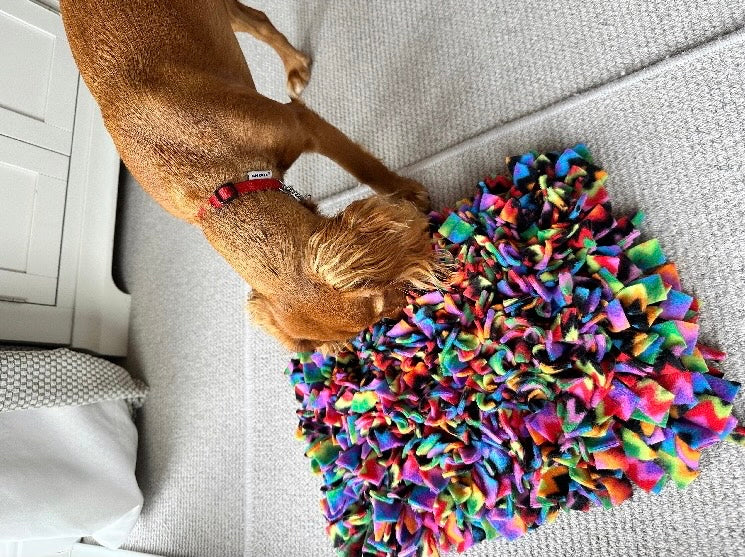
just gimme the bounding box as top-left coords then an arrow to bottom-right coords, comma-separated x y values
0,399 -> 142,548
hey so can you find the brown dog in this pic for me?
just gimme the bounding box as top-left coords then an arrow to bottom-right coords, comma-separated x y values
60,0 -> 438,351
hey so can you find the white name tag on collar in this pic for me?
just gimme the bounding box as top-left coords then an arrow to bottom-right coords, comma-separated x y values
247,170 -> 272,180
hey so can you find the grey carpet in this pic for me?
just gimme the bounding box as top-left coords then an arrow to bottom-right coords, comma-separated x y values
116,178 -> 246,557
113,1 -> 745,556
279,0 -> 745,200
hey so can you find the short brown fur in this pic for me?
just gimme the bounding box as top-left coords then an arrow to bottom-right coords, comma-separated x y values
60,0 -> 436,351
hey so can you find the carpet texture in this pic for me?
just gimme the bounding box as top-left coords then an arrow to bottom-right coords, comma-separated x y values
116,178 -> 247,557
281,0 -> 745,199
113,1 -> 745,556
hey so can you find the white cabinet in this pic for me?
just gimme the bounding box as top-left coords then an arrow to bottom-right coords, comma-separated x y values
0,137 -> 67,305
0,0 -> 130,356
0,0 -> 77,154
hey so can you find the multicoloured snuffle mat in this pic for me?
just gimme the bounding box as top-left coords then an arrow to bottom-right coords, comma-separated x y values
287,145 -> 744,557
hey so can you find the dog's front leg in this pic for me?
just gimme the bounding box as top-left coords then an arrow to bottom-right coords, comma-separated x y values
228,1 -> 311,99
292,102 -> 430,211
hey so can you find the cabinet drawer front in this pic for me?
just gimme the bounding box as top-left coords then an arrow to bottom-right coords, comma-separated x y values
0,270 -> 56,304
0,0 -> 78,155
0,136 -> 68,304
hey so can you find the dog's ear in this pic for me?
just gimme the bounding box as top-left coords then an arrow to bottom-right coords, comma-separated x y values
305,196 -> 439,294
247,290 -> 317,352
246,290 -> 284,340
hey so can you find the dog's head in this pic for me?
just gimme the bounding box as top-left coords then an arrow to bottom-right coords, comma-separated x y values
247,195 -> 438,352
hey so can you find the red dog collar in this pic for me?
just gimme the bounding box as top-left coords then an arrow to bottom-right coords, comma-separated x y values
196,177 -> 283,220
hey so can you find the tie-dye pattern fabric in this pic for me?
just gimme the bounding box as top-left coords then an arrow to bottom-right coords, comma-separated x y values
287,145 -> 743,557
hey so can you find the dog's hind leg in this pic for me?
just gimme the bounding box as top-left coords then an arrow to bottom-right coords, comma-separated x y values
227,1 -> 311,98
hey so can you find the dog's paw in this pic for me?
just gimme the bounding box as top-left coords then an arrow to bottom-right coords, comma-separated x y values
286,52 -> 312,99
396,178 -> 431,213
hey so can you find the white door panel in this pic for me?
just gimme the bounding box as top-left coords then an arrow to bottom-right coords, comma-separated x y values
0,136 -> 68,304
0,0 -> 78,154
0,270 -> 56,304
0,0 -> 129,353
0,132 -> 68,178
0,162 -> 35,272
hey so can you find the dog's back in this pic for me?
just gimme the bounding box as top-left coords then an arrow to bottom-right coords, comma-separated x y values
60,0 -> 251,100
59,0 -> 268,220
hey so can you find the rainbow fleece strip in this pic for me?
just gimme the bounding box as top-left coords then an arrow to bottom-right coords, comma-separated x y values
287,145 -> 744,557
